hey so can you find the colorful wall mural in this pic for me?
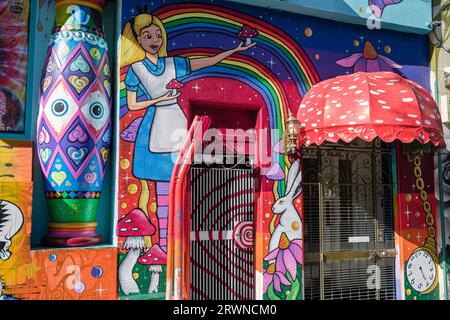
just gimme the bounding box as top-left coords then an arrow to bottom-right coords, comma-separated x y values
396,147 -> 441,300
117,0 -> 434,300
0,139 -> 117,300
0,0 -> 443,301
430,0 -> 450,298
0,1 -> 30,132
368,0 -> 404,19
229,0 -> 431,34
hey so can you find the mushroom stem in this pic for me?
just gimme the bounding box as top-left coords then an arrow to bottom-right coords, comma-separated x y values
119,236 -> 146,296
245,37 -> 251,46
170,88 -> 177,96
119,249 -> 141,296
119,248 -> 141,295
148,265 -> 163,294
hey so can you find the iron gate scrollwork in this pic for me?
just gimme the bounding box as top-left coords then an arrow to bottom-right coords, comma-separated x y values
302,139 -> 397,300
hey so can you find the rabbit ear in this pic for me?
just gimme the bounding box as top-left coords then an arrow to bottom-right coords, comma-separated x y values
292,180 -> 302,199
285,159 -> 301,198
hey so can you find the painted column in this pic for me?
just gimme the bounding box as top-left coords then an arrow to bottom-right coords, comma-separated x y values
396,145 -> 440,299
37,0 -> 111,247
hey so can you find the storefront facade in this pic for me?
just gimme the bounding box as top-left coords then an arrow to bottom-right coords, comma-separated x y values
0,0 -> 448,300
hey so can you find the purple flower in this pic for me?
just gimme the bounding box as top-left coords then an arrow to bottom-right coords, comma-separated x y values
263,263 -> 290,292
264,232 -> 302,282
369,0 -> 403,19
336,41 -> 402,73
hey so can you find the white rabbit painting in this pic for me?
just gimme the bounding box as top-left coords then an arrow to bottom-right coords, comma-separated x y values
268,159 -> 303,253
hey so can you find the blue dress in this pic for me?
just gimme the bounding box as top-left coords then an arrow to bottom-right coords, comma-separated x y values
125,57 -> 191,182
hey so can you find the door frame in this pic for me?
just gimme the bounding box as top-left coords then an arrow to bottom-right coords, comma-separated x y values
189,159 -> 256,299
167,98 -> 271,299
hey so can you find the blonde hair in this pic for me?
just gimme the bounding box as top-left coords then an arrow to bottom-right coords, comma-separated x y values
120,13 -> 168,68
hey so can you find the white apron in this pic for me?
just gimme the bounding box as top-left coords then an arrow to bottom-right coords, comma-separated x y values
131,58 -> 187,153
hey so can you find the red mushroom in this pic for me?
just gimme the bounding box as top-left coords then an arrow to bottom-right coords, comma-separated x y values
117,208 -> 156,295
166,79 -> 184,96
237,25 -> 259,46
138,244 -> 167,293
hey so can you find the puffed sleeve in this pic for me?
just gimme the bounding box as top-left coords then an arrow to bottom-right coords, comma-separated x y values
124,66 -> 140,92
174,57 -> 191,78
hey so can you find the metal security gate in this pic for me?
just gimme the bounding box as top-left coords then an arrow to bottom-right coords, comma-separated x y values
190,160 -> 255,300
302,139 -> 397,300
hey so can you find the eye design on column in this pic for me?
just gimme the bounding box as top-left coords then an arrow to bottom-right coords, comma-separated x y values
51,99 -> 69,117
89,103 -> 104,120
81,94 -> 109,131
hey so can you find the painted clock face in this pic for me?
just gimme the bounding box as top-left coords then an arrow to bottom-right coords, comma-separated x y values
406,249 -> 437,293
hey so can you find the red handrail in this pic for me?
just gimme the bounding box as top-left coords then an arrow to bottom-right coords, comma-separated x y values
166,116 -> 211,300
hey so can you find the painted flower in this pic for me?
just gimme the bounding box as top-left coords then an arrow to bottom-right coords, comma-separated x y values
263,263 -> 290,292
369,0 -> 403,19
336,41 -> 402,73
264,232 -> 302,281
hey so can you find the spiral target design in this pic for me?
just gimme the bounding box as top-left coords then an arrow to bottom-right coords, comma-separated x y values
233,221 -> 253,249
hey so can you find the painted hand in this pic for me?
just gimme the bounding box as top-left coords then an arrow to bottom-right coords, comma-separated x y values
156,91 -> 181,103
233,41 -> 256,52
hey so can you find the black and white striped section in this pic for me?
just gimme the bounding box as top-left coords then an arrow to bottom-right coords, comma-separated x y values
190,166 -> 255,300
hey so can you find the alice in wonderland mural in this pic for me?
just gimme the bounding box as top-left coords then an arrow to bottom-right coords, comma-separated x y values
117,0 -> 432,300
118,8 -> 255,297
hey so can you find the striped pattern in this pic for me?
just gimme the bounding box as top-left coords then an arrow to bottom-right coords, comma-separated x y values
190,166 -> 255,300
190,230 -> 233,241
156,181 -> 170,251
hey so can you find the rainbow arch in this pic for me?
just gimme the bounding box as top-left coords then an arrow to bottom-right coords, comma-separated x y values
155,4 -> 319,94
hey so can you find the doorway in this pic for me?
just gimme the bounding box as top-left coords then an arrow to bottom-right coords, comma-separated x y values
189,158 -> 255,300
302,139 -> 397,300
188,103 -> 258,300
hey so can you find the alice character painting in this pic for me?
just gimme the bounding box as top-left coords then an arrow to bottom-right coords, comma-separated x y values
120,12 -> 255,253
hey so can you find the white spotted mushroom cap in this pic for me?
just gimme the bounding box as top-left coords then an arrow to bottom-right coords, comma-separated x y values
237,25 -> 259,38
138,244 -> 167,266
116,208 -> 156,237
166,79 -> 184,90
297,71 -> 445,148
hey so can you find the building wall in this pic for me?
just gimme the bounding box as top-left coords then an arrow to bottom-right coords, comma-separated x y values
227,0 -> 433,34
0,0 -> 119,300
117,0 -> 435,300
0,0 -> 444,300
430,0 -> 450,300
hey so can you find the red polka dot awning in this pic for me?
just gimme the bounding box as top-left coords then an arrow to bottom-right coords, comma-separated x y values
297,71 -> 445,148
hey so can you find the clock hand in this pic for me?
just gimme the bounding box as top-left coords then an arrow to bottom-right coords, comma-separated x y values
419,266 -> 426,280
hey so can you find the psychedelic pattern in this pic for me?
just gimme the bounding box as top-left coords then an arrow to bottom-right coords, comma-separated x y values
0,0 -> 434,301
118,0 -> 434,300
118,1 -> 320,300
0,139 -> 117,301
37,2 -> 111,246
0,1 -> 30,132
396,147 -> 440,300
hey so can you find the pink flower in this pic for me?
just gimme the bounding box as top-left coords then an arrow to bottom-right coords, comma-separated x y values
264,233 -> 303,282
336,41 -> 402,73
263,263 -> 290,292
